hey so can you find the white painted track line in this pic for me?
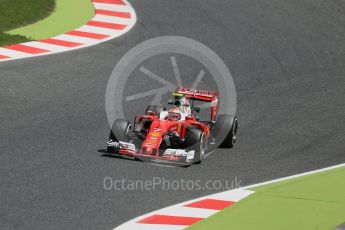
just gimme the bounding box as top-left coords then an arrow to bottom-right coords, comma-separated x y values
208,188 -> 255,201
243,162 -> 345,189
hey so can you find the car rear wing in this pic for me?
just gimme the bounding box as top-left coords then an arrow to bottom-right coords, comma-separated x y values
173,88 -> 219,102
173,88 -> 219,122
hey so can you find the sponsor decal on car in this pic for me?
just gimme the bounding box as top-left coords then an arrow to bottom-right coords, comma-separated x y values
186,150 -> 195,160
150,131 -> 161,137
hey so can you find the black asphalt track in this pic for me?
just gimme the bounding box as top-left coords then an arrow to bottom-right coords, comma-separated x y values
1,0 -> 345,229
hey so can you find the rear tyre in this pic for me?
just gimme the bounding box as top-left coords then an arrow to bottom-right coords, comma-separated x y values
185,128 -> 207,164
211,115 -> 238,148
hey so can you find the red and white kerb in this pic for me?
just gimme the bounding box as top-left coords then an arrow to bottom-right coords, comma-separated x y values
0,0 -> 136,62
114,189 -> 254,230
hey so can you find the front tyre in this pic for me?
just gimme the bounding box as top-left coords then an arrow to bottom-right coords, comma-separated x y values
185,128 -> 207,164
109,119 -> 132,142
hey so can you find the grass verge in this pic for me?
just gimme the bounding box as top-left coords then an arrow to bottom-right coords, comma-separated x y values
0,0 -> 94,46
188,166 -> 345,230
0,0 -> 55,46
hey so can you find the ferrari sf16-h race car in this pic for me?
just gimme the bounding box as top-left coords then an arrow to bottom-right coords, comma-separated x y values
106,88 -> 238,165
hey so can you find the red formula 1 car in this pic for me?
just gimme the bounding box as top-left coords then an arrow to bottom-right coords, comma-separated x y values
106,88 -> 238,165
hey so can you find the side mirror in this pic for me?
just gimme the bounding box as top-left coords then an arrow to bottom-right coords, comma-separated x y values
192,107 -> 200,113
147,111 -> 156,115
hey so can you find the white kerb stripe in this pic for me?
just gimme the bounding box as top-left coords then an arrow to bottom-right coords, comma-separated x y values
53,34 -> 98,44
208,189 -> 255,202
93,3 -> 131,12
115,223 -> 186,230
77,25 -> 126,36
24,41 -> 69,52
93,14 -> 131,24
0,47 -> 31,58
157,206 -> 217,218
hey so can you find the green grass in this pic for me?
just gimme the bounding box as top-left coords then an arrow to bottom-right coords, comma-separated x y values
0,33 -> 30,46
0,0 -> 55,46
0,0 -> 94,46
7,0 -> 94,40
188,166 -> 345,230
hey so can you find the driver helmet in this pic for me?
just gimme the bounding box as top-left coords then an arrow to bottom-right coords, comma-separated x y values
167,107 -> 181,121
180,97 -> 191,115
168,106 -> 180,113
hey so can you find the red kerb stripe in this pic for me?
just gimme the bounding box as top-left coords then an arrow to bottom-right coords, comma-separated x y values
0,55 -> 10,59
87,20 -> 126,30
66,30 -> 109,39
137,215 -> 203,225
184,199 -> 235,210
40,38 -> 83,47
4,44 -> 49,54
96,9 -> 131,18
92,0 -> 126,5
